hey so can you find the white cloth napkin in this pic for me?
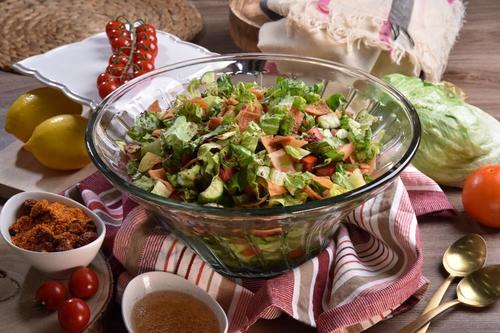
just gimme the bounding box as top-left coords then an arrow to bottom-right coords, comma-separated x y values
258,0 -> 465,81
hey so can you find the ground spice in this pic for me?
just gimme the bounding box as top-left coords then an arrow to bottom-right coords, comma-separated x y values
8,199 -> 97,252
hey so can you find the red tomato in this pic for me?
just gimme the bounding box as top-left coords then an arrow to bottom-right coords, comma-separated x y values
108,54 -> 129,66
110,36 -> 132,53
105,63 -> 126,76
35,280 -> 68,311
301,155 -> 318,172
132,69 -> 149,78
136,39 -> 158,57
105,20 -> 125,36
69,267 -> 99,299
134,60 -> 155,72
58,298 -> 90,333
98,80 -> 120,98
107,28 -> 130,40
132,49 -> 154,63
120,72 -> 134,84
462,165 -> 500,228
96,73 -> 116,86
315,163 -> 336,177
136,23 -> 156,35
219,167 -> 234,182
136,32 -> 158,44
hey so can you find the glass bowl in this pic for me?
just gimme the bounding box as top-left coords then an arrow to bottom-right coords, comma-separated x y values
86,54 -> 420,278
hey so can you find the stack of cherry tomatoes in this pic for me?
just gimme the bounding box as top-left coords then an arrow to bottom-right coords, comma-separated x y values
97,17 -> 158,98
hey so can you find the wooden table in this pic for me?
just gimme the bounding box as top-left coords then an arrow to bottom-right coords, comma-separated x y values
1,1 -> 499,332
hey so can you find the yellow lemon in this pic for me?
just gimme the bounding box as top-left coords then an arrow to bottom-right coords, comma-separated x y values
5,87 -> 82,142
24,115 -> 90,170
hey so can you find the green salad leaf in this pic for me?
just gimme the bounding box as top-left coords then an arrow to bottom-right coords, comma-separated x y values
385,74 -> 500,187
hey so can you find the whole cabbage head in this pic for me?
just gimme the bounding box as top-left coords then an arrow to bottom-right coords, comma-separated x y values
384,74 -> 500,187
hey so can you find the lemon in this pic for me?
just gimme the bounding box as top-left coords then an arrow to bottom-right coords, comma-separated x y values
24,115 -> 90,170
5,87 -> 82,142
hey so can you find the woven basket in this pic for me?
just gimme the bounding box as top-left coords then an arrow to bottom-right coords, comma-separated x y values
0,0 -> 203,69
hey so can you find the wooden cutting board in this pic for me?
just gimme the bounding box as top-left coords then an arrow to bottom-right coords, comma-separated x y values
0,241 -> 113,332
0,140 -> 97,199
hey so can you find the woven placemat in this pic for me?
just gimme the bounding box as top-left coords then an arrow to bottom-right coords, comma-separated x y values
0,0 -> 203,69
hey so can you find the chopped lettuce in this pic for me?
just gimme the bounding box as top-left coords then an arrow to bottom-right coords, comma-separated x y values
125,73 -> 380,209
284,145 -> 310,160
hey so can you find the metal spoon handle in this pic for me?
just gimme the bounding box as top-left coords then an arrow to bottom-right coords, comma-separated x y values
415,274 -> 455,333
397,299 -> 461,333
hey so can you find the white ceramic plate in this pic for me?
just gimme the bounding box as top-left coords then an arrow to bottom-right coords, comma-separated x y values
12,31 -> 216,107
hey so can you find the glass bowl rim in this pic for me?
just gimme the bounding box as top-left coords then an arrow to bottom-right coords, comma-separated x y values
86,53 -> 421,217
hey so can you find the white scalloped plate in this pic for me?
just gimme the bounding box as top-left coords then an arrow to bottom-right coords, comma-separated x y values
12,31 -> 216,107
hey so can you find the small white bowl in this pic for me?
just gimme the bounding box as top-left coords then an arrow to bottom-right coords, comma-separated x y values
122,271 -> 228,333
0,191 -> 105,276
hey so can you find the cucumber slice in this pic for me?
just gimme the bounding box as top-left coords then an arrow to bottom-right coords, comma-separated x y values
151,180 -> 173,198
348,168 -> 366,189
138,152 -> 162,172
199,176 -> 224,203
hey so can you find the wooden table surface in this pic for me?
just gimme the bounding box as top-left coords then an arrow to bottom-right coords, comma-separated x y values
1,1 -> 499,332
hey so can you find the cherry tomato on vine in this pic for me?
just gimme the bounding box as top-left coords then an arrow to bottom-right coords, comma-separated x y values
136,32 -> 157,45
108,54 -> 129,66
462,165 -> 500,228
110,36 -> 132,53
58,298 -> 90,333
98,79 -> 120,98
132,49 -> 154,63
120,72 -> 134,84
35,280 -> 68,311
105,20 -> 125,37
136,39 -> 158,57
136,23 -> 156,35
133,69 -> 149,78
96,73 -> 116,86
69,267 -> 99,299
108,28 -> 131,41
106,63 -> 126,76
134,60 -> 155,72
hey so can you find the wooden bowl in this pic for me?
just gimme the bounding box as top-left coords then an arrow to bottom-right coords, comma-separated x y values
229,0 -> 272,51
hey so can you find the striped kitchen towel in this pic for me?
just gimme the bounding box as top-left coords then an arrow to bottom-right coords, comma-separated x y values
65,165 -> 454,333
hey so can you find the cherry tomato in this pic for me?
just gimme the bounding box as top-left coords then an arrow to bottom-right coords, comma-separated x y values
69,267 -> 99,299
132,49 -> 154,63
98,80 -> 120,98
105,20 -> 125,36
105,63 -> 126,76
108,54 -> 129,66
136,39 -> 158,57
136,32 -> 158,44
110,36 -> 132,53
108,28 -> 130,40
132,69 -> 149,78
96,72 -> 116,86
136,23 -> 156,35
58,298 -> 90,333
120,72 -> 134,84
35,280 -> 68,311
134,60 -> 155,72
462,165 -> 500,228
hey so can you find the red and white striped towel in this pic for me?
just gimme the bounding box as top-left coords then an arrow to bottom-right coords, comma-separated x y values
65,165 -> 454,333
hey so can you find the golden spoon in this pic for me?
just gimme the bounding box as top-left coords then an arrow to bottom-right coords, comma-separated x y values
398,265 -> 500,333
416,234 -> 487,333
